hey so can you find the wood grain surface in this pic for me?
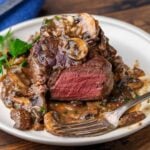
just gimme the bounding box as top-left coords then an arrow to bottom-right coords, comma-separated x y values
0,0 -> 150,149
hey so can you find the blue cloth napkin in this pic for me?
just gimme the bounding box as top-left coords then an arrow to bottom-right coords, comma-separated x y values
0,0 -> 44,31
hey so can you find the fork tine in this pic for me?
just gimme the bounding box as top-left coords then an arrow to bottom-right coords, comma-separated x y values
69,128 -> 114,137
55,118 -> 114,137
56,118 -> 98,128
55,119 -> 98,129
67,128 -> 110,137
56,122 -> 106,133
55,119 -> 108,132
60,124 -> 114,137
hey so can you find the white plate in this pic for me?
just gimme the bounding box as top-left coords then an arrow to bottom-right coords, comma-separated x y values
0,15 -> 150,146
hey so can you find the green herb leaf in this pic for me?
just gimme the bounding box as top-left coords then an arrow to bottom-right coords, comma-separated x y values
0,65 -> 3,74
44,19 -> 53,25
4,29 -> 13,40
0,35 -> 5,50
20,60 -> 28,67
0,55 -> 7,62
0,29 -> 13,51
0,30 -> 32,74
55,16 -> 61,20
0,55 -> 7,74
0,36 -> 4,44
40,106 -> 46,115
9,39 -> 32,57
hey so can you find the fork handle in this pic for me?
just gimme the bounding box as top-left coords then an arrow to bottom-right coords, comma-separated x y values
116,92 -> 150,118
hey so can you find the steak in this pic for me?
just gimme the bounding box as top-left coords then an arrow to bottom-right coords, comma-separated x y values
28,35 -> 83,94
27,37 -> 59,94
27,13 -> 125,101
50,56 -> 114,100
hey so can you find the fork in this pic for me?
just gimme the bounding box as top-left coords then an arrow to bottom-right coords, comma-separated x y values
54,92 -> 150,137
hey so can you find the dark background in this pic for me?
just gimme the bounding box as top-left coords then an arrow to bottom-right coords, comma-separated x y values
0,0 -> 150,149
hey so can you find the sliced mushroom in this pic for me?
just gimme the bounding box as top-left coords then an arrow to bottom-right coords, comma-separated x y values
31,106 -> 42,122
31,95 -> 47,117
119,111 -> 145,127
10,109 -> 32,130
10,56 -> 25,65
33,122 -> 44,131
128,78 -> 144,90
8,71 -> 27,89
44,111 -> 60,135
79,13 -> 99,39
128,103 -> 141,113
68,38 -> 88,60
65,15 -> 74,25
13,97 -> 30,105
133,67 -> 145,77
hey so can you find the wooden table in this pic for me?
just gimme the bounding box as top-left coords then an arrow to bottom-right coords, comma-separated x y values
0,0 -> 150,149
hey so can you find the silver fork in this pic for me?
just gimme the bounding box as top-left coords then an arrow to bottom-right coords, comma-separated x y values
54,92 -> 150,137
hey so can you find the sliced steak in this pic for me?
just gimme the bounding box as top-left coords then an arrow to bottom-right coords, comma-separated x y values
50,56 -> 114,101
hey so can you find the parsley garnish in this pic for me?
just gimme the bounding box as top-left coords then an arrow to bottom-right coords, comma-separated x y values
55,16 -> 61,20
0,54 -> 7,62
0,29 -> 13,51
40,106 -> 46,115
0,30 -> 32,74
9,39 -> 32,58
20,60 -> 28,67
0,36 -> 3,44
44,19 -> 53,25
0,55 -> 8,74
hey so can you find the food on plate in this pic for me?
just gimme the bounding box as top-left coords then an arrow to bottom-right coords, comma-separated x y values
0,13 -> 149,136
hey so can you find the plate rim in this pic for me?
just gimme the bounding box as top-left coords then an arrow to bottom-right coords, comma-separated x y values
0,14 -> 150,146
